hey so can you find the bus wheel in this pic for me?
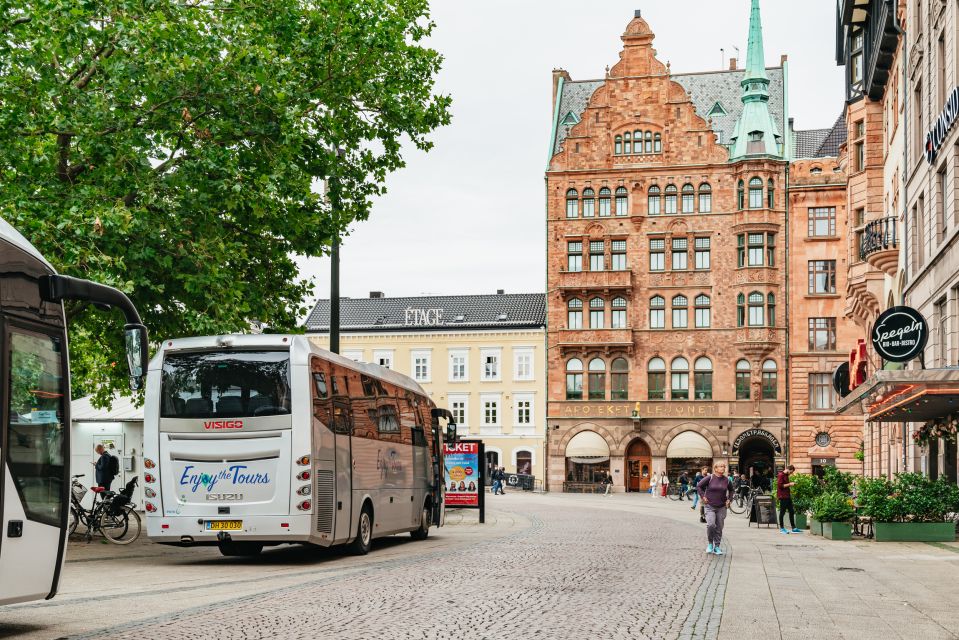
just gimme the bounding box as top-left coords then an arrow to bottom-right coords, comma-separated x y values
410,503 -> 430,540
349,504 -> 373,555
218,541 -> 264,557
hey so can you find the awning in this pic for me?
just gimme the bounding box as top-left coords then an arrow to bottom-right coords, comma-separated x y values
666,431 -> 712,458
835,368 -> 959,422
565,431 -> 611,459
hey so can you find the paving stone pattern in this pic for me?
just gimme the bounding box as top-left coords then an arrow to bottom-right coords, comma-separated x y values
74,502 -> 725,640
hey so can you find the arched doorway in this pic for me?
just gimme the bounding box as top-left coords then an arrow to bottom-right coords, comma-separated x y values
738,437 -> 775,490
665,431 -> 713,481
626,439 -> 651,492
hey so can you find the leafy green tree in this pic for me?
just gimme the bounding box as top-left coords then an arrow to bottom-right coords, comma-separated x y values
0,0 -> 451,405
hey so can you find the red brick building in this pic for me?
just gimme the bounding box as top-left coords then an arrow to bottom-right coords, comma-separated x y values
545,4 -> 853,492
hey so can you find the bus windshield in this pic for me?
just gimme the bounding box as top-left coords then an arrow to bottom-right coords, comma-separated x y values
160,351 -> 291,419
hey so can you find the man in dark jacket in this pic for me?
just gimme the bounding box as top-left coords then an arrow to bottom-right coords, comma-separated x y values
94,444 -> 117,491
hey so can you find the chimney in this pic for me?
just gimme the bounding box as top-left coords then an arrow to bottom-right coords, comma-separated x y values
780,54 -> 788,66
497,289 -> 505,295
369,291 -> 384,299
634,9 -> 642,18
729,58 -> 738,71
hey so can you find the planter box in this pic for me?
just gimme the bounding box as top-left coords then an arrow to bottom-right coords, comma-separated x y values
795,513 -> 808,530
809,517 -> 822,536
873,522 -> 957,542
822,521 -> 852,540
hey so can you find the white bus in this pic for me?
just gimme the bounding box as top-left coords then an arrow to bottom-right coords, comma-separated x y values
0,219 -> 148,605
142,334 -> 448,556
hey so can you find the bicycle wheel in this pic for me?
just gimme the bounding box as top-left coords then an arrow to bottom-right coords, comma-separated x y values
668,486 -> 681,501
100,506 -> 141,545
728,494 -> 747,515
68,507 -> 79,536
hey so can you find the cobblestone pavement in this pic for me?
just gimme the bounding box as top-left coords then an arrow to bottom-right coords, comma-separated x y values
0,494 -> 725,640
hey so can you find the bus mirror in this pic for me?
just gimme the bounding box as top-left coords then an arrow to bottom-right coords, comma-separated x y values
446,424 -> 457,443
124,323 -> 149,390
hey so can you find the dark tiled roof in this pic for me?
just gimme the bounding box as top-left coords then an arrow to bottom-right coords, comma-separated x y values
553,80 -> 604,156
673,67 -> 786,146
305,294 -> 546,333
816,113 -> 847,157
793,113 -> 847,159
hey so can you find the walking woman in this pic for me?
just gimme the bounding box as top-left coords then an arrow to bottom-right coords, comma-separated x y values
649,471 -> 658,496
697,462 -> 734,555
660,471 -> 669,498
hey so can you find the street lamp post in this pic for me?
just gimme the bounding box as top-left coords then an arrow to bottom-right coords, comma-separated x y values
328,148 -> 345,355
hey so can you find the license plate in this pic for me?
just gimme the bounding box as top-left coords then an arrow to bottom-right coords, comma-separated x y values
205,520 -> 243,531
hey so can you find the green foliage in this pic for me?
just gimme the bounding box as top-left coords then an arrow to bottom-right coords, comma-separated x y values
821,466 -> 855,495
856,473 -> 959,523
0,0 -> 451,405
812,491 -> 855,523
855,476 -> 897,522
789,473 -> 820,513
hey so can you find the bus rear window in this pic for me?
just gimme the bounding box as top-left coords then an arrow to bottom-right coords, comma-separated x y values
161,351 -> 291,418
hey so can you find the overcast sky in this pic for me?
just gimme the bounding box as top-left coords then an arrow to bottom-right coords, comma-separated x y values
296,0 -> 844,308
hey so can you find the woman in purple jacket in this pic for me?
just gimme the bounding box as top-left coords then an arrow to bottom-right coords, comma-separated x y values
697,462 -> 734,555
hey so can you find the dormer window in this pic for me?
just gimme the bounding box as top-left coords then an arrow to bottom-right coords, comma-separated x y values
747,131 -> 766,154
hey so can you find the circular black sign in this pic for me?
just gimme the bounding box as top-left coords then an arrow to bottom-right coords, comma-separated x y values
871,306 -> 928,363
833,362 -> 850,398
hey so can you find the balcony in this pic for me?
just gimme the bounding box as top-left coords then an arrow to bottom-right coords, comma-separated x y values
558,270 -> 633,297
554,328 -> 634,356
735,327 -> 784,358
859,216 -> 899,276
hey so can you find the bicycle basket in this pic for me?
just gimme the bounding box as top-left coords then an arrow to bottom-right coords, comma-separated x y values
108,494 -> 130,515
72,483 -> 88,502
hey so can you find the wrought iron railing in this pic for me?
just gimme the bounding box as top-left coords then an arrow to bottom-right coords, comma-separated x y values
860,216 -> 899,261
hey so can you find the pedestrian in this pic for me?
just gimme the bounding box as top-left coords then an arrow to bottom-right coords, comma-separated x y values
777,464 -> 802,534
497,467 -> 507,495
93,444 -> 117,491
660,471 -> 669,498
679,471 -> 690,501
603,472 -> 614,496
649,471 -> 658,496
490,468 -> 501,495
697,462 -> 734,555
691,466 -> 706,510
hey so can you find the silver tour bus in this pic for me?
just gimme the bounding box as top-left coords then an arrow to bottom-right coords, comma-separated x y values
142,334 -> 448,556
0,218 -> 148,605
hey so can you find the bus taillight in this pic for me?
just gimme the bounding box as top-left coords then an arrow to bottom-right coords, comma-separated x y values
296,470 -> 310,481
144,473 -> 156,483
296,455 -> 310,466
297,500 -> 311,511
296,485 -> 311,496
145,502 -> 157,513
144,459 -> 156,469
145,488 -> 156,498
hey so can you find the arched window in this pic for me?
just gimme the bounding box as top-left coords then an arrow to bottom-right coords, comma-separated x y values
672,295 -> 688,328
649,295 -> 665,329
647,185 -> 661,216
670,357 -> 689,400
582,188 -> 595,218
736,360 -> 751,400
615,186 -> 628,216
767,179 -> 775,209
698,183 -> 712,213
611,358 -> 629,400
598,187 -> 612,217
623,131 -> 632,154
566,359 -> 584,400
749,177 -> 763,209
565,189 -> 579,218
634,130 -> 643,153
681,184 -> 695,214
653,132 -> 662,153
611,297 -> 628,329
695,294 -> 711,328
694,357 -> 713,400
767,293 -> 776,327
568,298 -> 583,329
646,131 -> 654,153
664,184 -> 678,215
647,357 -> 666,400
588,358 -> 607,400
737,293 -> 746,326
762,359 -> 778,400
590,297 -> 605,328
737,180 -> 745,210
748,292 -> 765,326
614,135 -> 623,155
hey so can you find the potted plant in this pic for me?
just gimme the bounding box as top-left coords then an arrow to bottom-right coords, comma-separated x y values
789,473 -> 819,530
812,491 -> 855,540
859,473 -> 959,542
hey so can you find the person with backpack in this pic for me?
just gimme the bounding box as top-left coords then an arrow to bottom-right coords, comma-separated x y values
93,444 -> 119,491
679,471 -> 690,501
697,461 -> 734,555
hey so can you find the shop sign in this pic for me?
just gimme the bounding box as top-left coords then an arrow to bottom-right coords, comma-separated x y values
444,441 -> 481,508
871,306 -> 928,363
812,458 -> 836,466
926,86 -> 959,164
732,428 -> 782,454
832,362 -> 851,398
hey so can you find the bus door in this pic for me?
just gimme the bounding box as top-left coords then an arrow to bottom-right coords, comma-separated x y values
331,399 -> 353,543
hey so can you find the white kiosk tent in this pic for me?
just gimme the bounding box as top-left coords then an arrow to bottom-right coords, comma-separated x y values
70,395 -> 144,509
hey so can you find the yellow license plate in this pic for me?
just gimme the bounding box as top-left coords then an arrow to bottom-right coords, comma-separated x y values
205,520 -> 243,531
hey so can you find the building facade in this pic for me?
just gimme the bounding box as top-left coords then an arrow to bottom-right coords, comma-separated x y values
305,293 -> 548,484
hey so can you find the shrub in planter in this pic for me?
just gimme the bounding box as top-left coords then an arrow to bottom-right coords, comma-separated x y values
812,491 -> 854,524
790,473 -> 820,515
821,466 -> 855,495
856,473 -> 959,542
856,476 -> 896,522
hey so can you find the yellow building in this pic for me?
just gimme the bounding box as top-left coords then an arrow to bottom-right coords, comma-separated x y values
306,292 -> 547,486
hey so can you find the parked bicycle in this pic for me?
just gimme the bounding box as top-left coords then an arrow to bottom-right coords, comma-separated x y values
729,486 -> 764,515
667,483 -> 696,501
68,475 -> 141,545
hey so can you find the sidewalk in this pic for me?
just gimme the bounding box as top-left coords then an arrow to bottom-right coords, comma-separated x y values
524,491 -> 959,640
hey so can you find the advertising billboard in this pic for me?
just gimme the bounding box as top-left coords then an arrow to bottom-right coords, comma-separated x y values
443,441 -> 482,508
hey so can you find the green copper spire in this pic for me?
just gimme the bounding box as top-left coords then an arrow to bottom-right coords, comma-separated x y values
729,0 -> 782,160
